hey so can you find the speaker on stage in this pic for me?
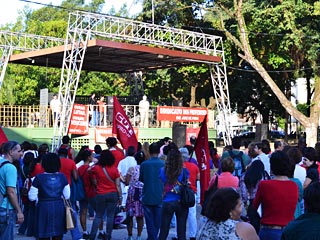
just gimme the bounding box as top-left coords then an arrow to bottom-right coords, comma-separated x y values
172,123 -> 186,148
106,96 -> 113,123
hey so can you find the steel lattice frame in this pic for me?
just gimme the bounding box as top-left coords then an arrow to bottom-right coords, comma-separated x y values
0,30 -> 64,90
52,10 -> 232,149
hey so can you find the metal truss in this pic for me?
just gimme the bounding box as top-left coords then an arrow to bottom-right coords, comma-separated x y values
0,30 -> 64,90
53,10 -> 232,148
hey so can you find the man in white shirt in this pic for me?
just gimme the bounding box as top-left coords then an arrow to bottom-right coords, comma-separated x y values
117,146 -> 137,206
253,142 -> 270,175
50,94 -> 61,127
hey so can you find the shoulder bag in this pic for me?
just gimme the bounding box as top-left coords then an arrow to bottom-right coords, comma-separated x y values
179,168 -> 195,208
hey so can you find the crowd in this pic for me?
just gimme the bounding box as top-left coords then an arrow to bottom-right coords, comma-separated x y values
0,134 -> 320,240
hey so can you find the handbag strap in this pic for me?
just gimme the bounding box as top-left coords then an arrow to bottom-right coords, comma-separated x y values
102,167 -> 115,183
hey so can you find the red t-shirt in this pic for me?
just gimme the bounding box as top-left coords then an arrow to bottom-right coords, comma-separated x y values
110,148 -> 125,167
184,162 -> 199,193
90,165 -> 120,194
60,157 -> 77,185
253,180 -> 298,226
30,163 -> 44,177
78,164 -> 96,198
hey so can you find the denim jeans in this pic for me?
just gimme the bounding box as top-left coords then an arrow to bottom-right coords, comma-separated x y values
90,192 -> 118,240
0,208 -> 16,240
259,227 -> 283,240
143,204 -> 162,240
158,200 -> 188,240
187,194 -> 197,238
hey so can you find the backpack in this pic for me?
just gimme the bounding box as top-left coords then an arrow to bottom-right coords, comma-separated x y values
228,150 -> 245,178
0,161 -> 11,205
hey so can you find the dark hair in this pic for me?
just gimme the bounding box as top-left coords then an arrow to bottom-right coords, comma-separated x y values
248,142 -> 258,159
98,150 -> 115,167
304,182 -> 320,213
231,137 -> 241,149
106,137 -> 117,147
221,157 -> 234,173
38,143 -> 49,155
165,149 -> 183,184
41,153 -> 61,173
127,146 -> 136,156
244,160 -> 265,189
287,147 -> 302,165
58,147 -> 68,156
137,142 -> 142,152
21,141 -> 32,151
190,136 -> 196,145
304,147 -> 317,163
261,139 -> 271,154
23,152 -> 35,166
94,145 -> 102,154
62,135 -> 70,144
1,141 -> 20,154
75,149 -> 92,163
205,188 -> 240,222
274,141 -> 282,150
134,151 -> 145,165
270,151 -> 291,177
149,142 -> 160,155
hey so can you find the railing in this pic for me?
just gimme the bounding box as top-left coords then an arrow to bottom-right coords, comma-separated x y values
0,105 -> 198,128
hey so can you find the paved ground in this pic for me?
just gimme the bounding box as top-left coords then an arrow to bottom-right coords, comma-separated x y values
15,204 -> 203,240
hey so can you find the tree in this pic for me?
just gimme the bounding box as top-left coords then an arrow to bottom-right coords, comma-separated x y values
205,0 -> 320,146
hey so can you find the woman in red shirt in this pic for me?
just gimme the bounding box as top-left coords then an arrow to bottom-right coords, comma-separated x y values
89,150 -> 122,240
253,151 -> 298,240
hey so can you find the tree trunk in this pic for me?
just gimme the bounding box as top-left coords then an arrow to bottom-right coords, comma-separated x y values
305,123 -> 318,148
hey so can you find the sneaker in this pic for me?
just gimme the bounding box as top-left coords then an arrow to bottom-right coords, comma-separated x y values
82,232 -> 89,239
97,232 -> 106,239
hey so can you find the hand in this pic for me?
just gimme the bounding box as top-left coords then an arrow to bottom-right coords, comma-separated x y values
16,212 -> 24,224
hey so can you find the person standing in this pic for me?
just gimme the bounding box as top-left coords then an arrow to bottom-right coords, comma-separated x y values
139,142 -> 164,240
0,141 -> 24,239
97,96 -> 105,126
28,153 -> 70,240
89,150 -> 122,240
59,135 -> 76,160
89,93 -> 98,127
139,95 -> 150,128
106,137 -> 125,167
50,94 -> 61,127
179,147 -> 199,240
118,146 -> 137,206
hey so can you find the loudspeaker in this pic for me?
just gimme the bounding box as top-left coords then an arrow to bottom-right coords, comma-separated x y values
106,96 -> 114,123
172,123 -> 186,148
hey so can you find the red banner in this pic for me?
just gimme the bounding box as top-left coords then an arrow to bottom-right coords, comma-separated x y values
112,96 -> 138,151
68,104 -> 89,135
0,128 -> 8,145
95,127 -> 139,144
157,106 -> 208,122
194,115 -> 210,205
186,128 -> 200,145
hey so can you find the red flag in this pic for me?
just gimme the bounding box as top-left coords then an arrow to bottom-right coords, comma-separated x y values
112,96 -> 138,151
194,115 -> 210,205
0,128 -> 8,145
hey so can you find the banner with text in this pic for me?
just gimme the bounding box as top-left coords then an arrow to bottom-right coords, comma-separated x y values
157,106 -> 208,122
68,104 -> 89,135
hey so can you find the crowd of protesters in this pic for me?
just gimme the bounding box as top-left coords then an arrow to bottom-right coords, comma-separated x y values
1,134 -> 320,240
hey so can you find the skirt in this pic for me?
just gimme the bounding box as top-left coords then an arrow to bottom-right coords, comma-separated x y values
126,186 -> 144,217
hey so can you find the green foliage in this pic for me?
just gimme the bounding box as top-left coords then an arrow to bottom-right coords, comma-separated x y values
296,103 -> 309,117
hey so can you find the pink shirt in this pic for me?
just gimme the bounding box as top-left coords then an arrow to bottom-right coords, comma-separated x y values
209,172 -> 239,189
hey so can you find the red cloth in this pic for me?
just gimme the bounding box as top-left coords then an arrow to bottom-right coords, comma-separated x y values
253,180 -> 298,226
112,96 -> 138,151
184,162 -> 200,193
78,164 -> 96,198
0,128 -> 8,145
208,172 -> 239,189
194,115 -> 210,205
60,157 -> 77,185
90,165 -> 120,194
110,147 -> 125,167
30,163 -> 44,177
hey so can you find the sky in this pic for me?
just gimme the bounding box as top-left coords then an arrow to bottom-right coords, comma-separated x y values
0,0 -> 143,26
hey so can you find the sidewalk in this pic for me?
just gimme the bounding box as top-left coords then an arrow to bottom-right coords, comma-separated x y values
15,204 -> 203,240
